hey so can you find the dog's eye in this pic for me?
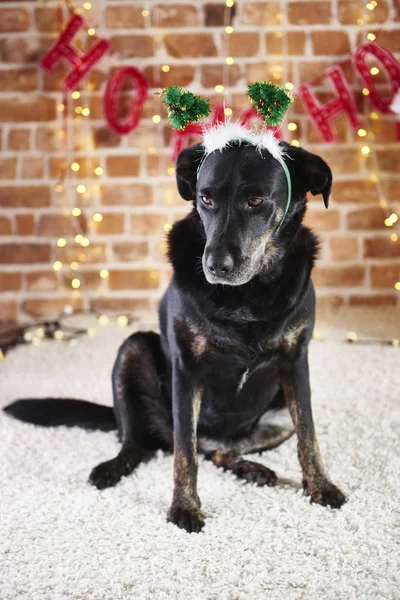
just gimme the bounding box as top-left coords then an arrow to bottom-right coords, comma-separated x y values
248,197 -> 263,207
201,196 -> 212,206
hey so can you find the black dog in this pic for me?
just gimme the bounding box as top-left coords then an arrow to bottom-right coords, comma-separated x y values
5,140 -> 346,533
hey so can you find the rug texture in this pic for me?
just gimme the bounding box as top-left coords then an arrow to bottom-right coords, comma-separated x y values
1,315 -> 399,600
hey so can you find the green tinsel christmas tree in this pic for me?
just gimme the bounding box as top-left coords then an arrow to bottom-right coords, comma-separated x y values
160,86 -> 211,130
247,81 -> 292,126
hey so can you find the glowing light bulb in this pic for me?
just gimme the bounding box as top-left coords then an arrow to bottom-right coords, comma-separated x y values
53,330 -> 64,340
163,223 -> 172,233
57,103 -> 65,112
389,213 -> 399,223
361,146 -> 370,155
94,167 -> 103,176
54,184 -> 63,193
100,269 -> 109,279
71,278 -> 81,289
370,67 -> 379,75
152,114 -> 161,123
215,85 -> 224,93
75,106 -> 83,114
357,128 -> 367,137
291,140 -> 300,147
226,57 -> 234,65
80,238 -> 90,247
71,162 -> 80,172
57,238 -> 67,248
287,122 -> 297,131
83,1 -> 91,9
75,234 -> 83,243
367,33 -> 376,41
395,282 -> 400,291
82,108 -> 90,116
70,261 -> 78,270
93,213 -> 103,222
390,234 -> 398,242
116,315 -> 129,327
226,0 -> 234,6
366,2 -> 375,10
167,167 -> 175,176
53,261 -> 62,271
225,26 -> 233,34
224,107 -> 233,116
285,82 -> 294,90
362,88 -> 370,96
141,9 -> 149,17
88,28 -> 96,36
162,65 -> 170,73
72,91 -> 80,100
370,111 -> 379,120
384,218 -> 392,227
77,184 -> 86,194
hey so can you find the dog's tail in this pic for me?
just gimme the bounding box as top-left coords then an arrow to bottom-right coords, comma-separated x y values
3,398 -> 117,431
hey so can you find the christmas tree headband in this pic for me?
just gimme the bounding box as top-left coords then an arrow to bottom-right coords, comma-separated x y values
161,82 -> 293,232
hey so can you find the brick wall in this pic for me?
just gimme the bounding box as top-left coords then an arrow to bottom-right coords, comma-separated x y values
0,0 -> 399,322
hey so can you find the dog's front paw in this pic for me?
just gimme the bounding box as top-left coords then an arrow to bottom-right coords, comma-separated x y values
89,460 -> 123,490
167,503 -> 205,533
309,483 -> 347,509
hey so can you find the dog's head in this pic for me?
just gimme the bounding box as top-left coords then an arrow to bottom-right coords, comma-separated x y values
176,141 -> 331,285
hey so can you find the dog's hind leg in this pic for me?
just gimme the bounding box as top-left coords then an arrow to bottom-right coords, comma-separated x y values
89,331 -> 173,490
205,448 -> 278,486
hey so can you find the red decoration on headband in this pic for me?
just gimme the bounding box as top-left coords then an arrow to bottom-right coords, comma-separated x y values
170,103 -> 225,160
104,66 -> 148,134
40,14 -> 111,91
298,66 -> 360,143
354,42 -> 400,113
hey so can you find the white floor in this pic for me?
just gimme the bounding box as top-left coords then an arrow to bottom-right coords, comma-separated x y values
1,313 -> 399,600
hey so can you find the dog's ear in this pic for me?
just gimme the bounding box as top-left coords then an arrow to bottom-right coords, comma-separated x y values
285,145 -> 332,208
176,143 -> 205,201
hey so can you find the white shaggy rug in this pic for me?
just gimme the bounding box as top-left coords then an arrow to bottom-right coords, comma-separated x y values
1,311 -> 399,600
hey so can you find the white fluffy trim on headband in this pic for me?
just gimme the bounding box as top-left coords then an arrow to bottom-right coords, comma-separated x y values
202,122 -> 284,161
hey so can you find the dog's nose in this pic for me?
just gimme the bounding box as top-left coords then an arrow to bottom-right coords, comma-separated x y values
206,252 -> 234,277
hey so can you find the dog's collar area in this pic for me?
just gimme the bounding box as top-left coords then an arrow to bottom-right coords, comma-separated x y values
196,124 -> 292,233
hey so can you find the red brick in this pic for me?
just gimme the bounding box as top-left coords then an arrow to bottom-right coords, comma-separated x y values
242,2 -> 281,25
101,184 -> 153,206
304,209 -> 340,231
347,207 -> 387,230
0,273 -> 22,292
152,4 -> 199,27
22,158 -> 44,179
90,298 -> 150,313
330,237 -> 359,261
112,242 -> 149,262
316,295 -> 345,308
26,271 -> 58,291
62,271 -> 103,291
387,180 -> 400,203
93,127 -> 121,149
21,298 -> 83,319
106,156 -> 140,177
370,264 -> 400,288
201,64 -> 241,88
16,215 -> 35,236
56,243 -> 107,264
0,244 -> 50,264
2,36 -> 52,63
105,5 -> 145,28
365,29 -> 400,52
364,237 -> 400,259
266,31 -> 306,55
0,159 -> 17,179
204,3 -> 236,26
349,294 -> 397,306
311,31 -> 351,55
109,269 -> 160,290
223,32 -> 260,57
316,149 -> 361,174
0,300 -> 17,322
165,34 -> 217,58
0,97 -> 56,123
8,129 -> 30,151
94,214 -> 124,235
0,217 -> 12,235
338,0 -> 389,24
34,7 -> 58,32
145,65 -> 195,88
331,180 -> 378,203
0,8 -> 30,32
313,266 -> 365,286
0,68 -> 38,92
38,215 -> 87,237
299,61 -> 332,82
110,35 -> 155,58
288,1 -> 331,24
131,213 -> 170,235
0,186 -> 50,208
376,150 -> 400,173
